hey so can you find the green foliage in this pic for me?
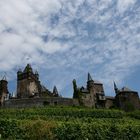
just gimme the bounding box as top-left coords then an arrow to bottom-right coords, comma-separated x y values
124,101 -> 135,112
127,110 -> 140,119
73,79 -> 78,98
0,119 -> 25,139
54,122 -> 140,140
0,107 -> 124,119
21,120 -> 56,140
0,107 -> 140,139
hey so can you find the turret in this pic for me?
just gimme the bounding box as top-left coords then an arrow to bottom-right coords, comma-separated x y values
87,73 -> 94,92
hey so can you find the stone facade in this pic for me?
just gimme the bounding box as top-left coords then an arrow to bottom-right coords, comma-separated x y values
17,64 -> 58,98
4,97 -> 79,108
17,64 -> 41,98
105,96 -> 115,109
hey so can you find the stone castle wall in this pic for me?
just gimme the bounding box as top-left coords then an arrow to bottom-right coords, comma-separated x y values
3,97 -> 79,108
105,97 -> 115,109
94,84 -> 104,94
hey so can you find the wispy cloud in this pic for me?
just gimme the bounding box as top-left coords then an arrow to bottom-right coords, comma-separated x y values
0,0 -> 140,96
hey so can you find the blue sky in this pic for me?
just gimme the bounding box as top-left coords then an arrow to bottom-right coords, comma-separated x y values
0,0 -> 140,97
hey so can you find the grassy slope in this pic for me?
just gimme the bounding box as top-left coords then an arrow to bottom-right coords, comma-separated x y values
0,106 -> 140,140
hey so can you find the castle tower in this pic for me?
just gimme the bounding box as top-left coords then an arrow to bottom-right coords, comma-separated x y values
0,76 -> 9,106
115,86 -> 140,111
87,73 -> 105,108
87,73 -> 94,94
17,64 -> 41,98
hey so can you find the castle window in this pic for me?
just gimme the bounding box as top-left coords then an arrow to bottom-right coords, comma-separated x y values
43,101 -> 50,106
54,101 -> 57,105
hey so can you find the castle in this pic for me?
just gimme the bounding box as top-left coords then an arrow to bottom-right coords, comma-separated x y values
0,64 -> 140,110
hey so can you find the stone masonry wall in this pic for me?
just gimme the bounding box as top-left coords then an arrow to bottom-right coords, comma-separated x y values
3,97 -> 79,108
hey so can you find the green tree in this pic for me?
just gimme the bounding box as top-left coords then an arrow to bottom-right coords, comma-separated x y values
73,79 -> 78,98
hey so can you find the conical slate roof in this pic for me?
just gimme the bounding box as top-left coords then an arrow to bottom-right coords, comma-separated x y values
88,73 -> 93,81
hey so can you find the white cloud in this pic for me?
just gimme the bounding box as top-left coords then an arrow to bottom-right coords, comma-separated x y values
0,0 -> 139,96
117,0 -> 136,13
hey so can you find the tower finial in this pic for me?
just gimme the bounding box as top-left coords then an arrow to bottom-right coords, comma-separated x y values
88,73 -> 93,81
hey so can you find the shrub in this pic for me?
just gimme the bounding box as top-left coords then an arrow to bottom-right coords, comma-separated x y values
0,119 -> 25,139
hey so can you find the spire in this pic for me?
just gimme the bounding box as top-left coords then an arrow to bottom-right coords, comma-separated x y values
2,74 -> 7,81
53,86 -> 59,96
114,81 -> 118,94
88,73 -> 93,81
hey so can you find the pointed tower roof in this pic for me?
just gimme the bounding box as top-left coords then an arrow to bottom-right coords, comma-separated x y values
53,86 -> 59,96
114,81 -> 117,90
88,73 -> 93,81
114,81 -> 118,94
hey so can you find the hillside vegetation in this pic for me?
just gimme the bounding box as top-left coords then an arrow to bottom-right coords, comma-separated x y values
0,106 -> 140,140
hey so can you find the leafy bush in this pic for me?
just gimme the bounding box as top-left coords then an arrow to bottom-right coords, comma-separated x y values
54,122 -> 140,140
21,120 -> 56,140
0,107 -> 124,119
0,119 -> 25,139
0,107 -> 139,139
127,110 -> 140,119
